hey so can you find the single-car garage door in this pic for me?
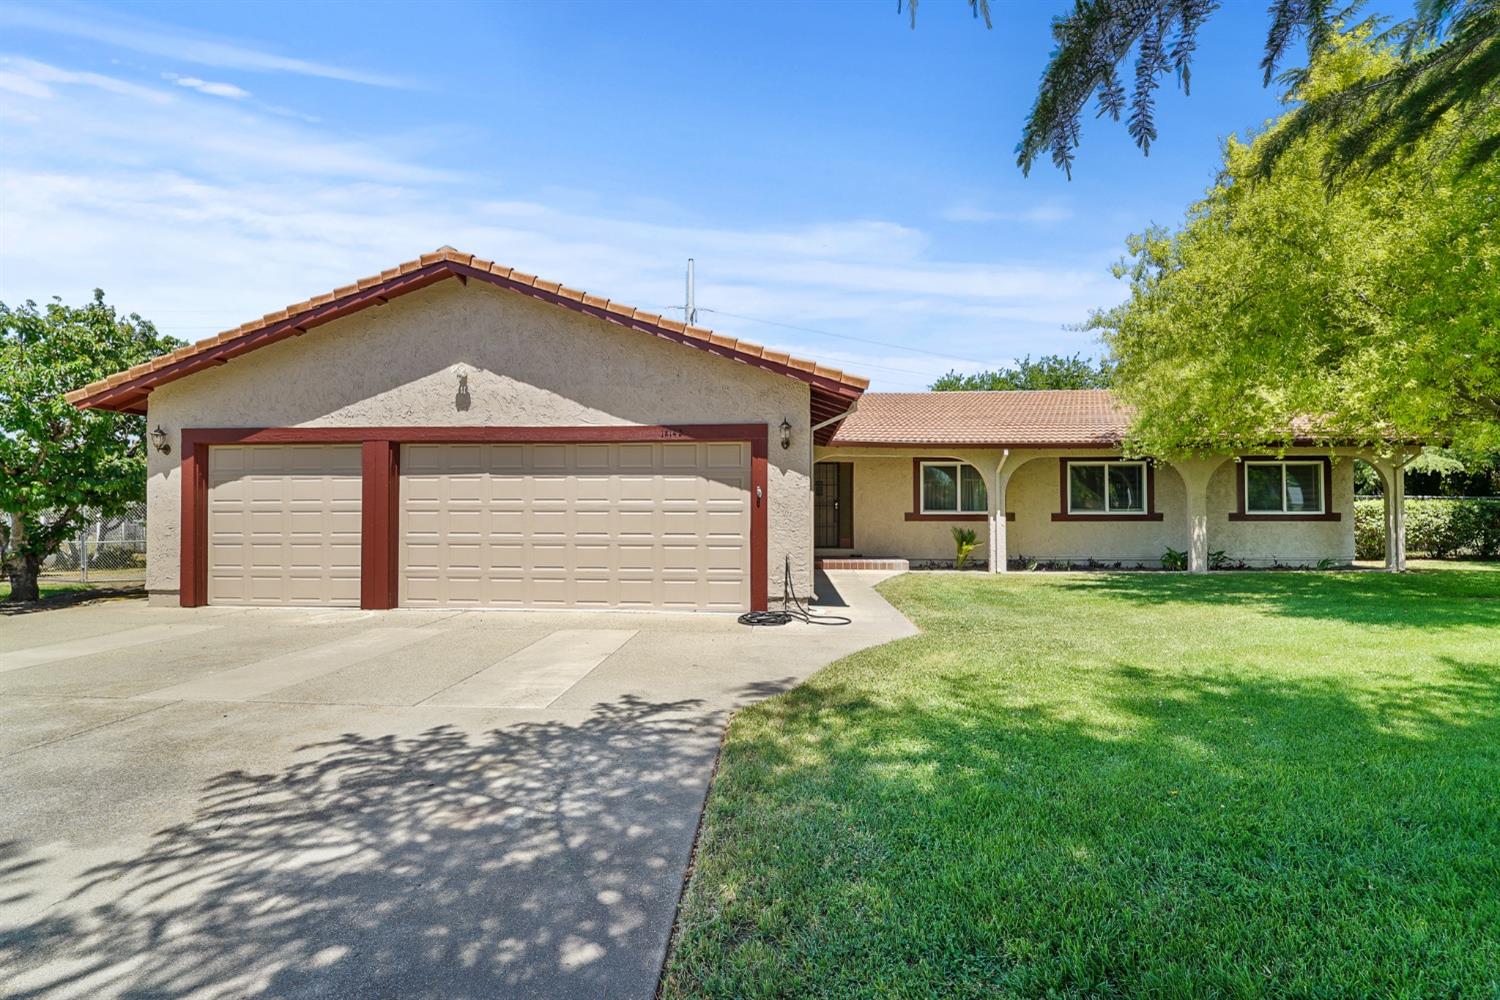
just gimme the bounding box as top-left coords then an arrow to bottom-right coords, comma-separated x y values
400,441 -> 750,610
207,444 -> 363,606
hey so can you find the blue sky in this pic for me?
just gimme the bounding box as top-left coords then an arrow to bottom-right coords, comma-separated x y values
0,1 -> 1376,389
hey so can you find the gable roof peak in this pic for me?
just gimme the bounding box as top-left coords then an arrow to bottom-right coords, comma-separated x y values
65,248 -> 869,413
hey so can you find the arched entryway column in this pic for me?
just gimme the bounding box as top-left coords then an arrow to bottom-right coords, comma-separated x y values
1166,457 -> 1225,573
1365,451 -> 1416,571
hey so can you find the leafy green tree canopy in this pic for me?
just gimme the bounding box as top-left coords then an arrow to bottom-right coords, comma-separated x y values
1090,31 -> 1499,459
931,352 -> 1115,391
1,291 -> 180,600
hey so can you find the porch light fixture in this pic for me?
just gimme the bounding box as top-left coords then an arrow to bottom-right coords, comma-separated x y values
149,425 -> 171,455
780,418 -> 792,450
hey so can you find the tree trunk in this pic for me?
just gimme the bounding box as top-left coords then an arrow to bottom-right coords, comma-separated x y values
3,511 -> 41,601
6,553 -> 41,602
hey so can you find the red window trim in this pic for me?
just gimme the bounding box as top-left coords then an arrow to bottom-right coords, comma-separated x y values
1229,455 -> 1341,522
1052,456 -> 1164,522
180,424 -> 769,612
904,457 -> 1012,522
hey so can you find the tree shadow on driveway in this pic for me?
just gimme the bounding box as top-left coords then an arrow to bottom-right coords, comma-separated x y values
1,695 -> 723,1000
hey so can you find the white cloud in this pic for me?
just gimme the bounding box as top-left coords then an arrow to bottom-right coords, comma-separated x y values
0,55 -> 171,103
0,68 -> 50,99
941,200 -> 1074,225
164,72 -> 249,100
0,3 -> 412,88
0,53 -> 1120,392
0,59 -> 456,184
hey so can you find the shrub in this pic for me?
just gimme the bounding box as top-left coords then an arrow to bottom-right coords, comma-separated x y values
1354,500 -> 1386,560
1161,547 -> 1188,571
1353,497 -> 1500,560
951,526 -> 978,569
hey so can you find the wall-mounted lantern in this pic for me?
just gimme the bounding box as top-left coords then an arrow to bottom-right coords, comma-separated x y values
150,425 -> 171,455
779,418 -> 792,451
455,369 -> 471,412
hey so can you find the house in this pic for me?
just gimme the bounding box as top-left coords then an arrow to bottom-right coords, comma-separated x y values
814,391 -> 1410,573
68,248 -> 1413,612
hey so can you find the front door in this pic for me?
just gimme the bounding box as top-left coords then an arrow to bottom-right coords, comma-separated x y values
814,462 -> 853,548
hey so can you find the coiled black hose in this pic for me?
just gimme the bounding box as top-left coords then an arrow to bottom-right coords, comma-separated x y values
738,556 -> 852,626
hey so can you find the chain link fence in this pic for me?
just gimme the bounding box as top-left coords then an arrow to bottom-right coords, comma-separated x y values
35,503 -> 148,585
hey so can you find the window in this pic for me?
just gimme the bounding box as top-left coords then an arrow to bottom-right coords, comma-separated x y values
1067,461 -> 1147,515
920,462 -> 988,514
1244,461 -> 1324,515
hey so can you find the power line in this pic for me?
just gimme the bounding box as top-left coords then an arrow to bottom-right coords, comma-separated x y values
646,305 -> 948,384
696,308 -> 992,366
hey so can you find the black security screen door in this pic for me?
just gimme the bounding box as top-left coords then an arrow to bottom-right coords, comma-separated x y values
814,462 -> 853,548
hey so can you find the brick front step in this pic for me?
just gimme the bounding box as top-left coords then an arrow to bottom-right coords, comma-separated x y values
816,558 -> 910,571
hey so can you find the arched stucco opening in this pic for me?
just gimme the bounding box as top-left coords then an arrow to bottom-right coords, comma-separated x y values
997,455 -> 1194,571
1354,457 -> 1408,570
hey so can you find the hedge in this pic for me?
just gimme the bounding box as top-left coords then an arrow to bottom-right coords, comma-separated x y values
1354,497 -> 1500,560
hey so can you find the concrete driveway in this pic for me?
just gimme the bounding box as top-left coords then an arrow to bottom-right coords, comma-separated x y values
0,572 -> 914,1000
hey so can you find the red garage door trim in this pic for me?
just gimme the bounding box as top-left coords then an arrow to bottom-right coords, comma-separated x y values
180,425 -> 770,612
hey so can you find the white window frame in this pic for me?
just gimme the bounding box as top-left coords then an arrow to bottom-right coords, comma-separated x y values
1066,460 -> 1149,516
919,461 -> 988,514
1243,460 -> 1326,515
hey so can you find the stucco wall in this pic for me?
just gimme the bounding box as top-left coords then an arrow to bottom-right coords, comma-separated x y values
810,452 -> 1008,566
1206,454 -> 1356,566
145,280 -> 813,603
815,447 -> 1356,568
1007,455 -> 1189,565
826,453 -> 1000,563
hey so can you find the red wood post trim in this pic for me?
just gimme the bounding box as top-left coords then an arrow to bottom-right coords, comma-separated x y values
361,440 -> 399,610
750,431 -> 769,612
179,438 -> 209,607
387,442 -> 401,605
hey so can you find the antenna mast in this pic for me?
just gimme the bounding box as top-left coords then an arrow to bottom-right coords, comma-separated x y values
685,258 -> 697,326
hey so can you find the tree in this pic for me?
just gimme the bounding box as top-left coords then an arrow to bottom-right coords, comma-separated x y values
1089,31 -> 1500,460
902,0 -> 1499,180
930,352 -> 1115,391
0,292 -> 179,601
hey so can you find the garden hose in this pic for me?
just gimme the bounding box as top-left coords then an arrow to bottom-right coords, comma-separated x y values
738,556 -> 852,627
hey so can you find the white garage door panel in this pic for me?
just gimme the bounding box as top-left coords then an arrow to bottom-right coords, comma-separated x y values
208,445 -> 363,607
400,441 -> 750,611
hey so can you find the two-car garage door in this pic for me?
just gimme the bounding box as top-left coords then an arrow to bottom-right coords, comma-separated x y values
206,440 -> 751,610
400,441 -> 750,610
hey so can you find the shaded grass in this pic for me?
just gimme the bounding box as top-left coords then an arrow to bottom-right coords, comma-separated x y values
663,568 -> 1500,999
0,581 -> 143,610
0,581 -> 92,601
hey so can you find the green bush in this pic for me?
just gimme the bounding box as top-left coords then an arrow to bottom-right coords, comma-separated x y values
951,526 -> 978,570
1353,497 -> 1500,560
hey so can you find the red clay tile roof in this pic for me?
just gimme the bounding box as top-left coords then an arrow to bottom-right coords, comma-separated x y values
67,247 -> 869,414
829,389 -> 1131,447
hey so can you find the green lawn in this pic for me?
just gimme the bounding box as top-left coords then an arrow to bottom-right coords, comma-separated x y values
0,580 -> 139,603
663,567 -> 1500,999
0,581 -> 90,601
